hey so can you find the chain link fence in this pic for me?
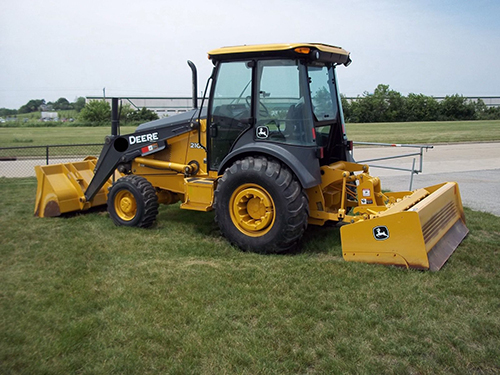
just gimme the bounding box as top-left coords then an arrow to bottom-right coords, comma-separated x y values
0,144 -> 104,178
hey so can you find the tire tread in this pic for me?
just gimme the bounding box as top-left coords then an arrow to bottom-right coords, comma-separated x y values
214,156 -> 308,253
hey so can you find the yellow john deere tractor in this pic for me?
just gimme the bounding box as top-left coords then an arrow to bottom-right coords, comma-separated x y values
34,43 -> 468,270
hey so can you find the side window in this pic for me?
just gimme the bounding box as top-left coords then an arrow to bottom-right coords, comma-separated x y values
209,61 -> 252,169
307,65 -> 340,149
308,66 -> 338,121
256,60 -> 315,146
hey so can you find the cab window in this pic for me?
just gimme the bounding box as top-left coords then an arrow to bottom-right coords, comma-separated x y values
255,60 -> 315,146
209,61 -> 252,169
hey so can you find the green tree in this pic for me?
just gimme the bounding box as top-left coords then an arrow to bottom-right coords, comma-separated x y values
19,99 -> 45,113
117,104 -> 135,123
405,93 -> 440,121
72,97 -> 86,112
52,97 -> 72,110
0,108 -> 18,117
349,84 -> 406,123
127,107 -> 159,122
79,100 -> 111,125
312,87 -> 333,117
439,95 -> 476,121
340,86 -> 498,123
474,99 -> 500,120
340,94 -> 352,122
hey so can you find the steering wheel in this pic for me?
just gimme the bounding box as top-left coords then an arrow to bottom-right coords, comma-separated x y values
246,96 -> 271,117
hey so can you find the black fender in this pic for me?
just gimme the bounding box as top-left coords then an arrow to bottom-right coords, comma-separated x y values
217,142 -> 321,189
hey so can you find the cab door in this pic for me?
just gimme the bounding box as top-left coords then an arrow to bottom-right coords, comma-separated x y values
208,61 -> 253,170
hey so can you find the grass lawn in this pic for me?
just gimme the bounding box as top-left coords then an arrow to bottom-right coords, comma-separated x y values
346,120 -> 500,144
0,126 -> 137,148
1,120 -> 500,148
1,178 -> 499,374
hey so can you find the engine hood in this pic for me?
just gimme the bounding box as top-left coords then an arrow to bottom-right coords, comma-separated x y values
135,107 -> 207,133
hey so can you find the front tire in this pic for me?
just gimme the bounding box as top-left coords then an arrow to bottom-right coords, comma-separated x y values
107,175 -> 159,228
214,156 -> 308,253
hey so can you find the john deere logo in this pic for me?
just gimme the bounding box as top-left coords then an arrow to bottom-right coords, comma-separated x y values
256,126 -> 269,139
373,226 -> 390,241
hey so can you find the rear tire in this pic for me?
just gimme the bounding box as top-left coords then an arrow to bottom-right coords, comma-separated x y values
214,156 -> 308,253
107,175 -> 159,228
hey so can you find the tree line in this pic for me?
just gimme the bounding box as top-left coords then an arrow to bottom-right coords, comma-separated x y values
78,100 -> 159,125
0,97 -> 87,117
0,97 -> 159,125
341,84 -> 500,123
2,86 -> 499,125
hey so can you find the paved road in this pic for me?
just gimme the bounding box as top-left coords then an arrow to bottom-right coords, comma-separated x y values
2,143 -> 499,216
353,142 -> 500,216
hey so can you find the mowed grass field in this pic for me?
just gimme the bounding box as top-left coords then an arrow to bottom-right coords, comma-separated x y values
0,126 -> 137,148
1,120 -> 500,147
346,119 -> 500,144
1,120 -> 500,374
1,178 -> 499,374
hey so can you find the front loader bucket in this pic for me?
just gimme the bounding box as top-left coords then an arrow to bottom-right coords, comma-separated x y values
34,157 -> 116,217
340,182 -> 469,270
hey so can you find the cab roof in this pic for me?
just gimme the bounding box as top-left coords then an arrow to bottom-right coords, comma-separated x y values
208,43 -> 351,66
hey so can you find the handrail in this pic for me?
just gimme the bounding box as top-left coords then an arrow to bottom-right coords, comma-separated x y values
353,142 -> 434,190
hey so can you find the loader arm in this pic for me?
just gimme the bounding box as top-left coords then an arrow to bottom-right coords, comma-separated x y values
84,123 -> 194,202
34,120 -> 197,218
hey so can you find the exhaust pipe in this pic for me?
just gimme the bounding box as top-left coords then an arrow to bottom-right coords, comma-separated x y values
187,60 -> 198,109
111,97 -> 119,136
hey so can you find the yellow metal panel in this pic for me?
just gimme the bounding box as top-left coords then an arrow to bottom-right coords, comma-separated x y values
378,189 -> 430,217
34,158 -> 116,217
136,173 -> 185,195
208,43 -> 349,57
411,183 -> 463,253
131,125 -> 209,195
166,131 -> 191,165
340,181 -> 468,270
181,178 -> 215,211
185,119 -> 208,175
341,212 -> 430,270
145,127 -> 206,173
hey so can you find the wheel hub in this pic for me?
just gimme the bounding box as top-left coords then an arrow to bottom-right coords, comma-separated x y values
115,191 -> 137,221
120,197 -> 133,213
230,184 -> 275,236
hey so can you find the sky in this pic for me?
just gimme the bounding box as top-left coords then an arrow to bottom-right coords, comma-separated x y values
1,0 -> 499,109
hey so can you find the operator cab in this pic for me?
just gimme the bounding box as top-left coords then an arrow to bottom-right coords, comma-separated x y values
207,43 -> 352,171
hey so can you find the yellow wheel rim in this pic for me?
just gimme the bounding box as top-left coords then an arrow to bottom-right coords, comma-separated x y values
229,183 -> 275,237
114,190 -> 137,221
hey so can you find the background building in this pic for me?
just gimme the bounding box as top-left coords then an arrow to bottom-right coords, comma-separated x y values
86,97 -> 204,118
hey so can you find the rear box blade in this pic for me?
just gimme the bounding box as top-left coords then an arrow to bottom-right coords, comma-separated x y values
340,182 -> 468,270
